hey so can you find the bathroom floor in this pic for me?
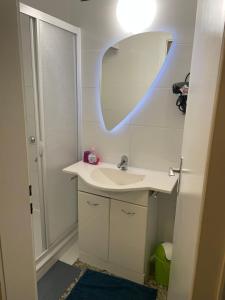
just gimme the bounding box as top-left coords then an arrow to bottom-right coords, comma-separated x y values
59,259 -> 167,300
38,261 -> 81,300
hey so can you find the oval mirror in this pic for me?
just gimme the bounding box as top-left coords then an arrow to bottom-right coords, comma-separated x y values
101,32 -> 173,130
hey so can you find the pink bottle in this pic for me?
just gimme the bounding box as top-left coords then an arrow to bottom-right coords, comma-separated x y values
83,148 -> 100,165
83,150 -> 91,163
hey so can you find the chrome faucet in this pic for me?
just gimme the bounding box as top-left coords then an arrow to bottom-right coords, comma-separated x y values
117,155 -> 128,171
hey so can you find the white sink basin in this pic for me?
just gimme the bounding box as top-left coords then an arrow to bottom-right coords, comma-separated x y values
90,168 -> 145,186
63,161 -> 178,193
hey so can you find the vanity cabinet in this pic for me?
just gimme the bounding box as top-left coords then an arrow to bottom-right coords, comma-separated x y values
77,179 -> 157,284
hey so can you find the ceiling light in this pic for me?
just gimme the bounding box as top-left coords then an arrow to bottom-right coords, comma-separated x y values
116,0 -> 157,34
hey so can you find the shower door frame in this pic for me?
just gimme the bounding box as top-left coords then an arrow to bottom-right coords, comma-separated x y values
20,3 -> 82,261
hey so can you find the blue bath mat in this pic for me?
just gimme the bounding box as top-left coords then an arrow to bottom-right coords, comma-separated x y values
66,269 -> 157,300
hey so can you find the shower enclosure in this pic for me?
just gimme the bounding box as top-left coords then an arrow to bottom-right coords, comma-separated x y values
19,4 -> 81,261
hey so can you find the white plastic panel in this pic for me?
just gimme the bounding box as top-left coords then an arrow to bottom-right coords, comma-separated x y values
38,20 -> 78,245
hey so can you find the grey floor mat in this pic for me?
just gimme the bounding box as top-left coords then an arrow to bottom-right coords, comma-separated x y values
38,261 -> 81,300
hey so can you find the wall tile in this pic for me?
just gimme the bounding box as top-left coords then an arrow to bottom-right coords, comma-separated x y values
162,128 -> 183,165
82,121 -> 131,164
130,125 -> 183,171
83,32 -> 111,51
151,0 -> 197,44
82,50 -> 101,88
130,88 -> 185,129
82,88 -> 100,122
22,0 -> 71,22
156,43 -> 193,89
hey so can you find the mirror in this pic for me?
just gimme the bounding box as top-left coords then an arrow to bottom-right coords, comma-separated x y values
101,32 -> 173,130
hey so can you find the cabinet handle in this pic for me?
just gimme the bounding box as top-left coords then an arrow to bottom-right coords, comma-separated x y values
87,201 -> 99,207
121,209 -> 136,216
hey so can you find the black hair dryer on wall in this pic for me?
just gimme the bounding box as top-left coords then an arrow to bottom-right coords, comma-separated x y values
172,73 -> 190,114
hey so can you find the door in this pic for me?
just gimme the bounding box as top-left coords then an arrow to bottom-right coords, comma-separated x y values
20,5 -> 80,258
78,192 -> 110,260
109,199 -> 147,273
168,0 -> 225,299
37,19 -> 78,246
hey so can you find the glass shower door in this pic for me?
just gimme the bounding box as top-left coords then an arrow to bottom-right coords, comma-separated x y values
20,12 -> 79,259
37,20 -> 78,246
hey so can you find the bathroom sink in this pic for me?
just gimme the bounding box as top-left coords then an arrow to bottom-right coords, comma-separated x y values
63,161 -> 179,193
90,168 -> 145,186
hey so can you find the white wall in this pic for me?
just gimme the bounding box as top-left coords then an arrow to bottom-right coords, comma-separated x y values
22,0 -> 197,243
21,0 -> 197,171
77,0 -> 196,172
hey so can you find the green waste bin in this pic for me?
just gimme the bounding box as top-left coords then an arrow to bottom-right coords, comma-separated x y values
152,243 -> 172,288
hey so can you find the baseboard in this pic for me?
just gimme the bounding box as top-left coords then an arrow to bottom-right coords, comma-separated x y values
36,227 -> 78,280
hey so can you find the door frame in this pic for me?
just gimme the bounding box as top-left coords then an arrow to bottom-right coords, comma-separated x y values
0,239 -> 6,300
0,0 -> 37,298
20,3 -> 83,259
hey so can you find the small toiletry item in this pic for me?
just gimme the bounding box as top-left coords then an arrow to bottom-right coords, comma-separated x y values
88,148 -> 100,165
83,150 -> 91,163
83,148 -> 100,165
88,152 -> 97,164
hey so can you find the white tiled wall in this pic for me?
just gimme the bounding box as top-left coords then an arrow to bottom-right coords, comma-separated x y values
23,0 -> 197,243
68,0 -> 197,172
22,0 -> 197,171
70,0 -> 196,243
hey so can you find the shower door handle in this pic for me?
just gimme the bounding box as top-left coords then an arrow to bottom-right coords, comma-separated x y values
29,136 -> 36,144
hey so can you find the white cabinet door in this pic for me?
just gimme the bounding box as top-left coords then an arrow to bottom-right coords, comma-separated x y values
109,199 -> 148,273
78,192 -> 110,261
